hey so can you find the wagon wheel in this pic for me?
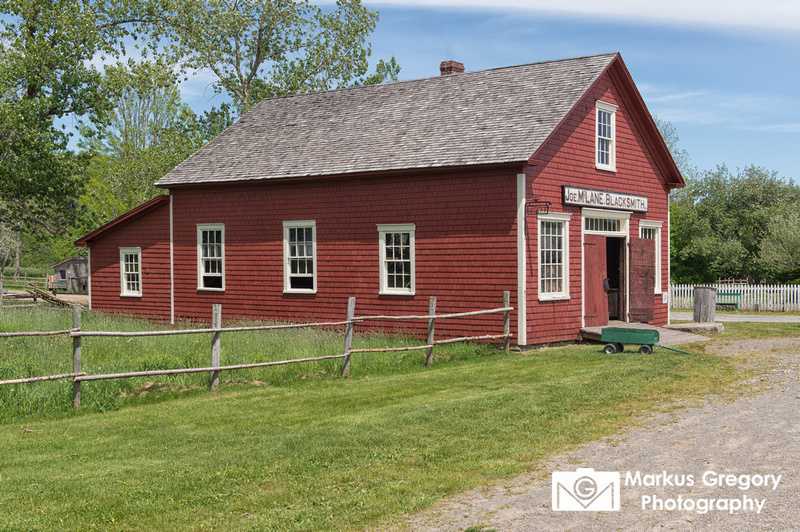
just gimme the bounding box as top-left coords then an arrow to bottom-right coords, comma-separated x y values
603,343 -> 618,354
638,345 -> 653,355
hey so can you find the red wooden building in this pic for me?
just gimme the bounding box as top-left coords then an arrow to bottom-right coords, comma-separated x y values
75,53 -> 684,346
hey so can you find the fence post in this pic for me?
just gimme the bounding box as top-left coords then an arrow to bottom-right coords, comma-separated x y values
72,304 -> 81,409
210,304 -> 221,391
341,297 -> 356,377
425,296 -> 437,367
503,290 -> 510,354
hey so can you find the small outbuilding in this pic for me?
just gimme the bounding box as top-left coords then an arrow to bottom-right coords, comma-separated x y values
75,53 -> 684,345
51,256 -> 88,293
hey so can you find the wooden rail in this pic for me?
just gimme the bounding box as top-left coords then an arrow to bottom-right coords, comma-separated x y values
0,372 -> 86,386
0,292 -> 514,410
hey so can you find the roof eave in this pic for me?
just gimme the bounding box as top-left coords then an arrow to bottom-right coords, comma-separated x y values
74,194 -> 170,247
527,54 -> 685,189
157,161 -> 529,189
606,56 -> 685,189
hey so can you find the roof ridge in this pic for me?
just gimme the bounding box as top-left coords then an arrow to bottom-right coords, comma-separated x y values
251,52 -> 620,104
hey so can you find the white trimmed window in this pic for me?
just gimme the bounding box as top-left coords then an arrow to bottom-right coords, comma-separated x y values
283,221 -> 316,293
640,220 -> 663,293
596,101 -> 617,171
378,224 -> 415,295
538,213 -> 571,300
198,224 -> 225,290
583,208 -> 630,237
120,247 -> 142,297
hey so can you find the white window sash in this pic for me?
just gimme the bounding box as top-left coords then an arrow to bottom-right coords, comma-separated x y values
595,101 -> 617,172
538,213 -> 570,301
377,224 -> 415,295
197,224 -> 225,291
119,247 -> 142,297
283,221 -> 317,293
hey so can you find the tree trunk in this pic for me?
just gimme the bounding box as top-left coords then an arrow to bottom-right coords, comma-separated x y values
14,241 -> 20,280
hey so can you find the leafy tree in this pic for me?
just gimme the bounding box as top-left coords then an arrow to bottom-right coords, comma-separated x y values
165,0 -> 400,114
0,222 -> 21,277
759,212 -> 800,282
79,59 -> 210,225
653,116 -> 694,179
3,0 -> 399,268
670,164 -> 800,283
0,0 -> 166,235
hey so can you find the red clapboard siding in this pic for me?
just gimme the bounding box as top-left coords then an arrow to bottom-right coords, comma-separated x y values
88,199 -> 171,320
165,168 -> 520,338
523,71 -> 672,344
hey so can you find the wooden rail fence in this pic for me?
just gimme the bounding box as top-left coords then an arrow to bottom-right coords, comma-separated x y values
0,292 -> 513,409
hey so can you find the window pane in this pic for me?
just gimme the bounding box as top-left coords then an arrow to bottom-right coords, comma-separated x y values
381,229 -> 413,292
286,224 -> 315,290
290,277 -> 314,290
540,220 -> 565,296
203,276 -> 223,289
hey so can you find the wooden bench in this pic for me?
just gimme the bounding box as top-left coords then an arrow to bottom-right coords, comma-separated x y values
716,292 -> 740,311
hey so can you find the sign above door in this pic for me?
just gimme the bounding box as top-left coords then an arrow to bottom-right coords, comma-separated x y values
562,186 -> 648,212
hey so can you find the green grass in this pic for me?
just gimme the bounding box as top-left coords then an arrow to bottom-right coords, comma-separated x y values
1,306 -> 479,422
704,321 -> 800,340
0,306 -> 784,530
673,307 -> 800,316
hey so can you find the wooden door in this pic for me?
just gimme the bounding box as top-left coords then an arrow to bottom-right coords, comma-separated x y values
584,235 -> 608,327
629,237 -> 655,323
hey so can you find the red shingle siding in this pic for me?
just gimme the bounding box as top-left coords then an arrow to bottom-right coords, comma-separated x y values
168,170 -> 519,338
88,201 -> 171,320
525,73 -> 672,344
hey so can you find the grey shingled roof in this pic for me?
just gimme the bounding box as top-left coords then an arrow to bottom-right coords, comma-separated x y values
156,53 -> 618,186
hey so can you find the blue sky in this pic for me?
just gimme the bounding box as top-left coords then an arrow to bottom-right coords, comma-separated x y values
9,1 -> 792,182
289,1 -> 800,182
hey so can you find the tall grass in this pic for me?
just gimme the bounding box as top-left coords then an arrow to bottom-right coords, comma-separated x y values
0,305 -> 496,422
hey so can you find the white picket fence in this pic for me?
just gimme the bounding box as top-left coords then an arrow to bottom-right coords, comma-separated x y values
670,283 -> 800,312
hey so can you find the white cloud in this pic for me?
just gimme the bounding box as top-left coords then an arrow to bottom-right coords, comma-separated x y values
640,83 -> 800,135
362,0 -> 800,32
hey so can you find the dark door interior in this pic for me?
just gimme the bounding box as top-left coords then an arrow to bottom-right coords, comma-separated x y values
606,238 -> 624,320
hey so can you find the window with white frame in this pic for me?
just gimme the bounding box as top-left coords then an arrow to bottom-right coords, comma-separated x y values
538,213 -> 570,300
120,247 -> 142,297
585,216 -> 621,233
198,224 -> 224,290
283,221 -> 316,293
639,221 -> 663,293
596,101 -> 617,171
378,224 -> 415,295
583,209 -> 630,237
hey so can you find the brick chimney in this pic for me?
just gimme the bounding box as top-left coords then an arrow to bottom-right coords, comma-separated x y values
439,60 -> 465,75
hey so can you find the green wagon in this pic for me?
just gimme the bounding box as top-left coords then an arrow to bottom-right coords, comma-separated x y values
600,327 -> 659,355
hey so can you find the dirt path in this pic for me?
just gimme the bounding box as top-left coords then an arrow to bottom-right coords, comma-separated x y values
394,338 -> 800,531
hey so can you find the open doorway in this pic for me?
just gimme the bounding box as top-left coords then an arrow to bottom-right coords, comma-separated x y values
606,237 -> 625,320
583,210 -> 632,327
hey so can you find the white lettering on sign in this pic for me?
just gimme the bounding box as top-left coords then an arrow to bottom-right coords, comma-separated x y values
563,186 -> 648,212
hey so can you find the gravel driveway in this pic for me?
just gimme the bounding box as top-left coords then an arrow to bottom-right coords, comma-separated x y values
395,337 -> 800,531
